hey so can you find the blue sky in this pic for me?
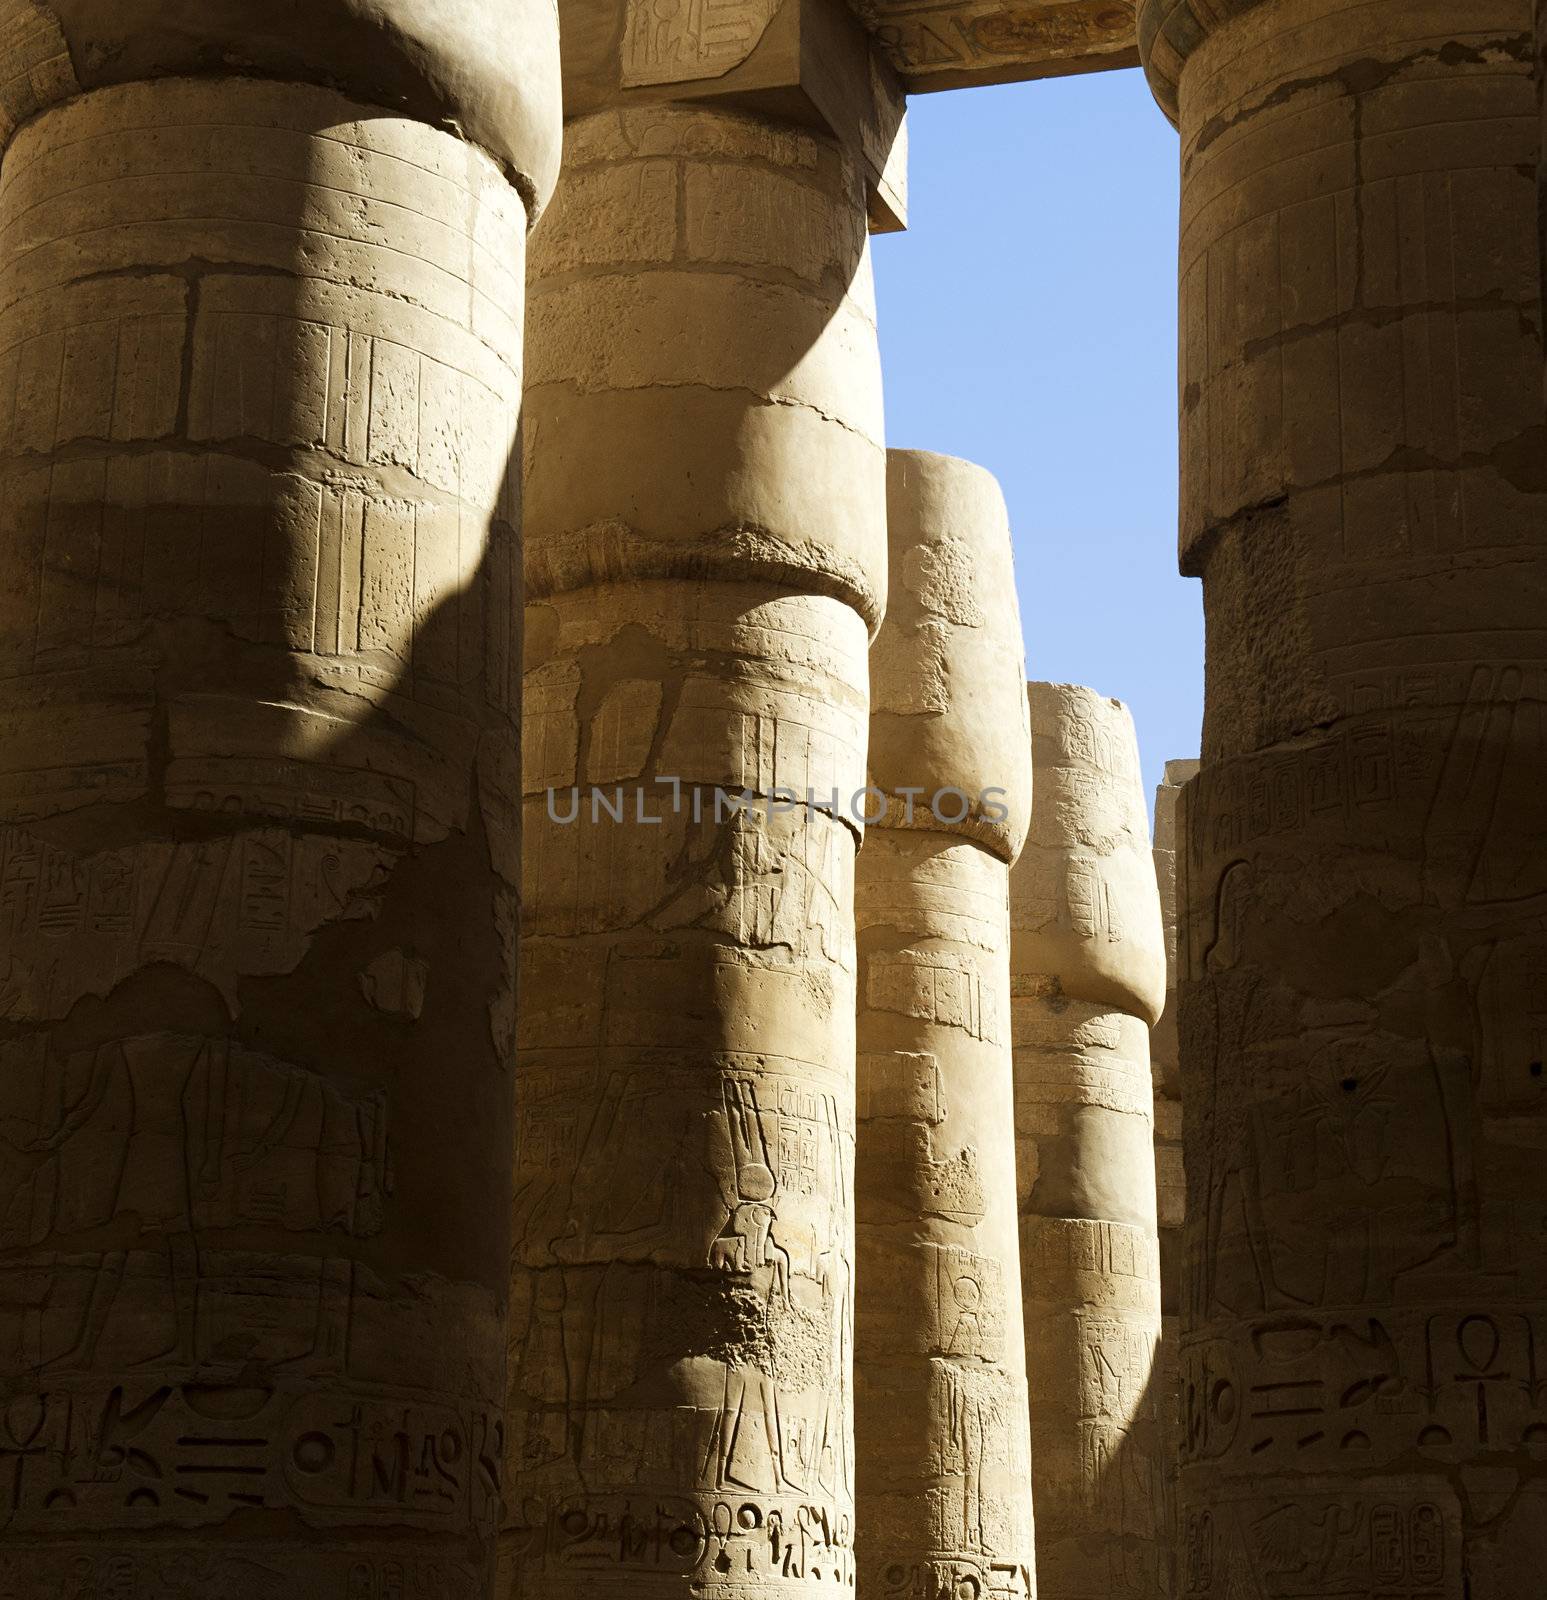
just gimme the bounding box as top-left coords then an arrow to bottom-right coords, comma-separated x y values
874,66 -> 1199,811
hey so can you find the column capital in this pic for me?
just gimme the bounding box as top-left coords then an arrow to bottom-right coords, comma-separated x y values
1012,682 -> 1166,1024
870,450 -> 1032,863
1,0 -> 562,212
1137,0 -> 1266,121
559,0 -> 909,229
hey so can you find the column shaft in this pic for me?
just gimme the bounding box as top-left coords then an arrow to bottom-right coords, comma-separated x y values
855,451 -> 1036,1600
0,56 -> 551,1598
1142,0 -> 1547,1590
1150,757 -> 1198,1589
506,104 -> 886,1596
1011,684 -> 1168,1600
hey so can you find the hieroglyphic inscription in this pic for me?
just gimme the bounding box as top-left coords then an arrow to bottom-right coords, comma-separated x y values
860,0 -> 1134,88
867,950 -> 1003,1045
0,1033 -> 388,1374
1167,2 -> 1547,1584
621,0 -> 781,88
1179,1489 -> 1457,1600
0,1385 -> 503,1535
0,74 -> 532,1591
857,453 -> 1034,1600
0,826 -> 395,1019
512,98 -> 877,1597
1180,1309 -> 1547,1472
507,1059 -> 856,1589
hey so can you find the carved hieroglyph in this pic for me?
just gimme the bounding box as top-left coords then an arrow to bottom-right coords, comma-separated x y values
858,0 -> 1137,90
506,101 -> 888,1596
612,0 -> 1135,101
1150,757 -> 1197,1586
856,451 -> 1036,1600
1139,0 -> 1547,1592
622,0 -> 783,86
1010,684 -> 1168,1600
0,10 -> 559,1595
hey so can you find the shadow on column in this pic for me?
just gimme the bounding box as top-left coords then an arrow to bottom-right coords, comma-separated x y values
0,78 -> 531,1598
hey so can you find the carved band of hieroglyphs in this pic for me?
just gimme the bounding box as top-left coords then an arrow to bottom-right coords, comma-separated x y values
0,1384 -> 503,1533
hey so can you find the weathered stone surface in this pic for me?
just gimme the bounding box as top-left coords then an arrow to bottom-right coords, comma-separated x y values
1012,686 -> 1167,1025
860,0 -> 1138,91
1143,1 -> 1547,1594
1539,0 -> 1547,409
1150,756 -> 1197,1594
855,451 -> 1036,1600
557,0 -> 910,231
867,453 -> 1034,856
1011,684 -> 1168,1600
555,0 -> 1148,229
0,0 -> 562,202
0,9 -> 556,1593
1135,0 -> 1263,121
507,100 -> 884,1596
561,0 -> 1139,114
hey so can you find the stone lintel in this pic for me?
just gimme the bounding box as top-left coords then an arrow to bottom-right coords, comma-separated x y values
858,0 -> 1138,92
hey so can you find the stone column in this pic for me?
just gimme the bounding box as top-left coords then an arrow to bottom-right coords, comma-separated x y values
855,451 -> 1036,1600
1539,0 -> 1547,406
1140,0 -> 1547,1591
1150,757 -> 1198,1590
0,6 -> 559,1596
1010,684 -> 1168,1600
506,65 -> 896,1592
